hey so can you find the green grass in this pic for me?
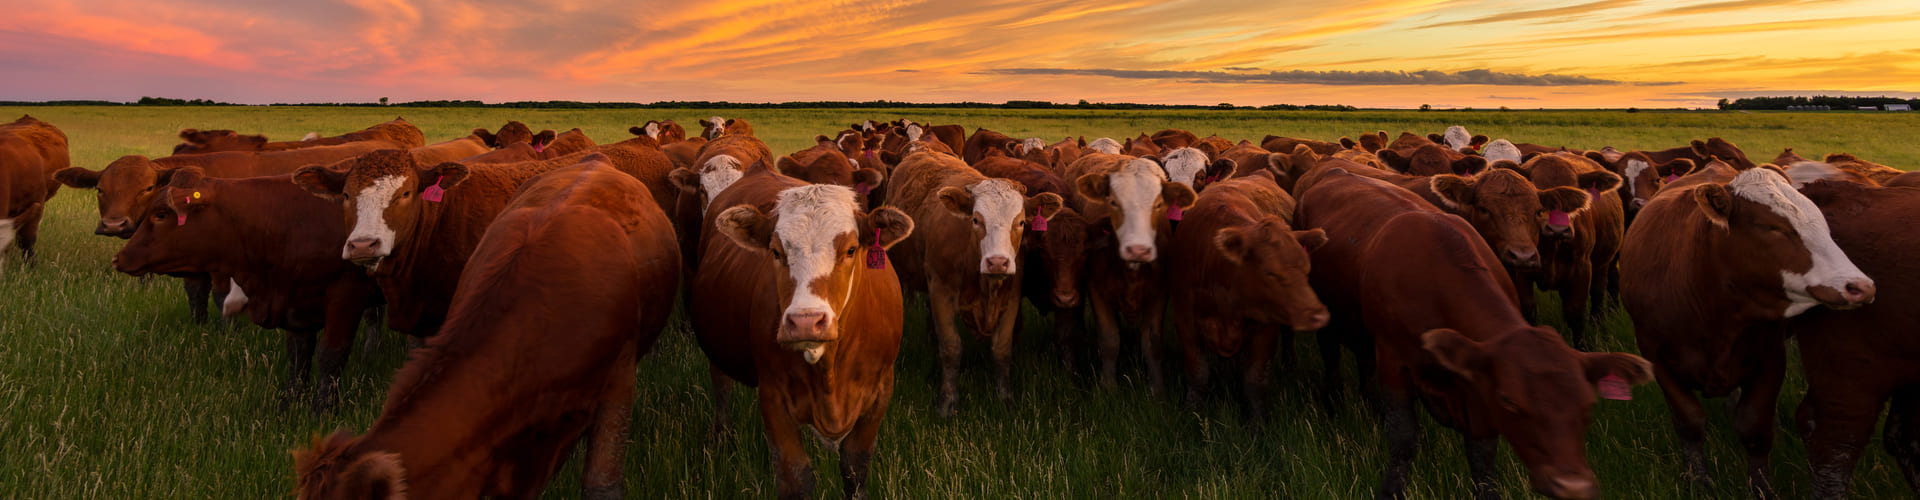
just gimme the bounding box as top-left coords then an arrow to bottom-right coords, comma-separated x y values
0,106 -> 1913,498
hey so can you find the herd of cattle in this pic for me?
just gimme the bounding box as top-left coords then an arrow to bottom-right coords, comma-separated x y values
0,113 -> 1916,499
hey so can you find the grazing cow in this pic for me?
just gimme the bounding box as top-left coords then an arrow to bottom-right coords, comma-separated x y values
1063,153 -> 1197,395
1297,167 -> 1655,500
694,165 -> 913,498
885,151 -> 1062,415
1788,181 -> 1920,499
1622,168 -> 1874,497
697,116 -> 754,139
1157,147 -> 1237,192
294,159 -> 679,499
1150,129 -> 1201,150
633,119 -> 689,144
1379,143 -> 1489,177
1260,135 -> 1347,156
962,127 -> 1021,165
171,118 -> 425,155
0,115 -> 67,272
1462,153 -> 1623,347
469,121 -> 556,151
112,168 -> 379,412
407,135 -> 490,166
1169,173 -> 1327,421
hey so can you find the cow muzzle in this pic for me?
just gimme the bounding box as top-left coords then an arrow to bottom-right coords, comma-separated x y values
96,217 -> 133,237
1122,244 -> 1156,263
1294,308 -> 1331,331
343,238 -> 386,265
1542,224 -> 1574,240
982,255 -> 1014,275
780,309 -> 838,363
1501,247 -> 1542,271
1808,279 -> 1876,310
1052,288 -> 1081,308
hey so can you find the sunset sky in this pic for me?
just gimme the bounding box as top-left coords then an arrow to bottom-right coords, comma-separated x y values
4,0 -> 1918,108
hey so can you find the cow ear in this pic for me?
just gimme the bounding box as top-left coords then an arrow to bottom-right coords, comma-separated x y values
1161,181 -> 1198,209
774,156 -> 799,174
1583,352 -> 1655,387
1340,137 -> 1358,150
1025,192 -> 1063,219
938,186 -> 975,217
471,128 -> 498,147
1427,133 -> 1446,144
667,168 -> 701,194
53,167 -> 102,189
422,162 -> 470,190
724,118 -> 736,127
1293,228 -> 1329,252
1490,160 -> 1525,175
162,166 -> 207,189
1583,151 -> 1614,170
177,128 -> 201,142
1539,186 -> 1592,214
1470,135 -> 1489,148
1077,136 -> 1087,148
338,451 -> 408,500
815,134 -> 833,144
1378,149 -> 1411,173
1421,329 -> 1486,381
292,165 -> 349,201
863,206 -> 915,250
629,125 -> 649,137
1578,170 -> 1622,193
1692,184 -> 1732,228
1075,173 -> 1112,202
1048,148 -> 1062,168
1207,159 -> 1237,180
716,205 -> 775,252
531,130 -> 555,146
1428,175 -> 1474,210
1658,158 -> 1697,178
1213,227 -> 1248,265
1453,156 -> 1488,177
1690,139 -> 1709,158
852,167 -> 885,190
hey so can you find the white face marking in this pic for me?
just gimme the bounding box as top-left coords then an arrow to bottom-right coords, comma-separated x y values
1110,159 -> 1169,261
1088,138 -> 1121,155
1161,147 -> 1209,187
1784,161 -> 1847,188
861,120 -> 875,132
1483,139 -> 1522,165
772,185 -> 860,361
1725,169 -> 1871,316
1621,159 -> 1651,197
1022,137 -> 1046,154
222,278 -> 249,317
706,116 -> 726,138
905,124 -> 924,142
344,175 -> 404,260
301,132 -> 319,141
969,179 -> 1026,274
699,155 -> 744,213
1444,126 -> 1471,151
643,122 -> 661,139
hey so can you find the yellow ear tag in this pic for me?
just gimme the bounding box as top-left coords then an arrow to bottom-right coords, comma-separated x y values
193,191 -> 202,199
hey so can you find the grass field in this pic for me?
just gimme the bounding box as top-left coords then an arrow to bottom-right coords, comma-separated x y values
0,106 -> 1914,498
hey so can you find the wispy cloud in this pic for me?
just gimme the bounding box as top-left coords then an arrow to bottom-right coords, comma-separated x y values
978,68 -> 1671,86
1419,0 -> 1641,29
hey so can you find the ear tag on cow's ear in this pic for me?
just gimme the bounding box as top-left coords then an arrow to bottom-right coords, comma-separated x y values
532,142 -> 547,153
1032,214 -> 1048,232
1599,374 -> 1632,401
422,179 -> 445,202
176,214 -> 187,226
1664,174 -> 1680,183
865,229 -> 887,270
193,191 -> 202,200
1587,187 -> 1601,201
855,183 -> 872,196
1548,210 -> 1570,226
1167,204 -> 1184,221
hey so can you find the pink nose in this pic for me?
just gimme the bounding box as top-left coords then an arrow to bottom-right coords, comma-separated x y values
1297,309 -> 1330,331
984,255 -> 1012,275
781,310 -> 833,343
1631,198 -> 1647,209
345,238 -> 382,261
1123,245 -> 1154,262
1053,289 -> 1080,308
1543,224 -> 1574,240
97,217 -> 132,235
1844,279 -> 1876,305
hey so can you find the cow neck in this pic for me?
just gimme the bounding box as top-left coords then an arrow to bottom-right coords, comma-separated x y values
795,260 -> 893,438
186,182 -> 293,303
1686,205 -> 1781,321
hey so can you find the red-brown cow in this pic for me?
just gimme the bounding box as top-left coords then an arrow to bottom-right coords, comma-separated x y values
778,142 -> 884,194
666,134 -> 777,274
1622,167 -> 1875,497
694,161 -> 913,498
459,128 -> 596,164
407,135 -> 490,166
1169,173 -> 1327,421
1379,143 -> 1489,176
112,168 -> 379,412
171,118 -> 425,155
1260,135 -> 1348,156
1584,150 -> 1696,222
973,155 -> 1092,367
633,119 -> 689,144
293,158 -> 679,499
1150,128 -> 1201,150
1121,133 -> 1161,156
468,120 -> 556,150
697,116 -> 754,139
1156,147 -> 1237,192
0,115 -> 67,272
962,127 -> 1021,165
1064,153 -> 1197,395
885,151 -> 1062,415
1297,167 -> 1655,500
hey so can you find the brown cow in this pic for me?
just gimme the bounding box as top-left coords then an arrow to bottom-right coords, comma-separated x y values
1169,173 -> 1327,421
1427,167 -> 1587,272
469,120 -> 555,150
1218,141 -> 1287,180
1585,150 -> 1696,222
1156,147 -> 1237,192
1788,181 -> 1920,499
1355,130 -> 1391,153
667,135 -> 778,272
293,158 -> 679,499
407,135 -> 490,166
1064,153 -> 1197,395
459,128 -> 596,164
632,119 -> 689,144
962,127 -> 1021,165
0,115 -> 67,271
973,155 -> 1092,367
1150,128 -> 1201,150
1260,135 -> 1347,156
1622,167 -> 1875,497
171,117 -> 425,155
1693,137 -> 1755,169
777,142 -> 885,199
697,116 -> 754,139
695,165 -> 913,498
885,151 -> 1062,415
1297,167 -> 1655,500
1379,143 -> 1489,177
112,168 -> 379,412
1121,133 -> 1162,156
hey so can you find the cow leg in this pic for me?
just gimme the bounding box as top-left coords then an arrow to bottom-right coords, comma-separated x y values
13,202 -> 43,263
1140,295 -> 1168,398
1241,323 -> 1276,426
928,287 -> 964,418
708,365 -> 734,437
991,286 -> 1021,404
1317,330 -> 1347,406
1180,318 -> 1213,413
1089,292 -> 1122,391
280,330 -> 316,412
1734,346 -> 1785,499
1886,388 -> 1920,494
1653,363 -> 1713,487
183,274 -> 212,324
839,393 -> 892,500
583,346 -> 639,500
360,306 -> 385,357
311,287 -> 364,415
1464,436 -> 1502,500
1805,390 -> 1882,499
758,392 -> 816,500
1560,263 -> 1593,350
1055,304 -> 1083,372
210,277 -> 235,328
1509,268 -> 1537,323
1377,387 -> 1421,500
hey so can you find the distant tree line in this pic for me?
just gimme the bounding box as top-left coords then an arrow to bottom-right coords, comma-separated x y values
1719,96 -> 1919,110
0,97 -> 1357,111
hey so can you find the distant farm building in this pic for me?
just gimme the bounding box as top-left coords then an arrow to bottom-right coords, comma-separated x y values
1887,104 -> 1912,111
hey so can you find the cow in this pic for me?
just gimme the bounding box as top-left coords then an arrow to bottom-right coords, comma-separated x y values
171,117 -> 425,155
1150,129 -> 1201,150
407,135 -> 490,166
697,116 -> 754,139
1355,130 -> 1391,153
1431,125 -> 1490,153
1621,167 -> 1875,497
1787,181 -> 1920,499
1260,135 -> 1347,156
1481,139 -> 1523,165
293,158 -> 679,499
1693,137 -> 1755,169
1157,147 -> 1237,192
1063,153 -> 1197,395
469,121 -> 556,151
1121,133 -> 1161,156
884,150 -> 1062,415
633,119 -> 689,144
667,134 -> 778,274
972,155 -> 1091,367
693,161 -> 913,498
1821,153 -> 1905,184
1216,141 -> 1287,180
1387,131 -> 1436,151
111,168 -> 379,413
1085,137 -> 1123,155
0,115 -> 67,273
1379,143 -> 1489,177
962,127 -> 1021,165
1585,150 -> 1696,223
1168,172 -> 1327,422
1297,166 -> 1656,500
1425,166 -> 1583,280
779,142 -> 883,194
459,128 -> 596,164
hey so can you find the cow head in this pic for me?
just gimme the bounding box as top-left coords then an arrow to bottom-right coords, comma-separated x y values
111,167 -> 228,276
1357,130 -> 1390,153
1694,137 -> 1753,169
1214,218 -> 1330,330
1085,137 -> 1122,155
292,430 -> 407,500
472,121 -> 534,149
1437,126 -> 1490,153
1076,158 -> 1196,264
1029,206 -> 1090,308
1520,154 -> 1622,240
1431,168 -> 1582,271
291,150 -> 468,269
631,120 -> 687,144
55,155 -> 176,238
1693,169 -> 1875,316
1772,147 -> 1808,166
1422,327 -> 1654,500
1155,147 -> 1236,193
938,179 -> 1062,276
1482,139 -> 1523,165
689,154 -> 749,213
1610,152 -> 1694,214
716,185 -> 914,363
776,149 -> 885,197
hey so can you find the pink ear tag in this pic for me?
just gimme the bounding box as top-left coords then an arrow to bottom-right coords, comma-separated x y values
1599,374 -> 1632,401
1032,214 -> 1048,232
865,229 -> 887,269
532,142 -> 547,153
1548,210 -> 1570,226
1664,174 -> 1680,183
855,182 -> 872,196
1587,187 -> 1602,201
422,179 -> 445,202
1167,204 -> 1184,221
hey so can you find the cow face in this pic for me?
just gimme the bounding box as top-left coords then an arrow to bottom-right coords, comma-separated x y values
1357,131 -> 1389,153
1431,168 -> 1583,271
695,154 -> 747,212
1423,327 -> 1654,500
938,179 -> 1062,276
55,155 -> 174,237
717,185 -> 914,363
292,150 -> 468,269
1214,218 -> 1330,330
1698,169 -> 1875,316
1521,154 -> 1621,240
1156,147 -> 1236,193
1030,207 -> 1090,308
1694,137 -> 1753,169
698,116 -> 731,140
472,121 -> 534,149
292,431 -> 407,500
1076,158 -> 1196,264
111,167 -> 227,276
631,120 -> 687,144
1615,153 -> 1693,214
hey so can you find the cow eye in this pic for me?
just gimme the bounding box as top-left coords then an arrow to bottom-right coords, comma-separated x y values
845,246 -> 858,257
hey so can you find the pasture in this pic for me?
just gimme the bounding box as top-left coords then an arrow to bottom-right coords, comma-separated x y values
0,106 -> 1913,498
